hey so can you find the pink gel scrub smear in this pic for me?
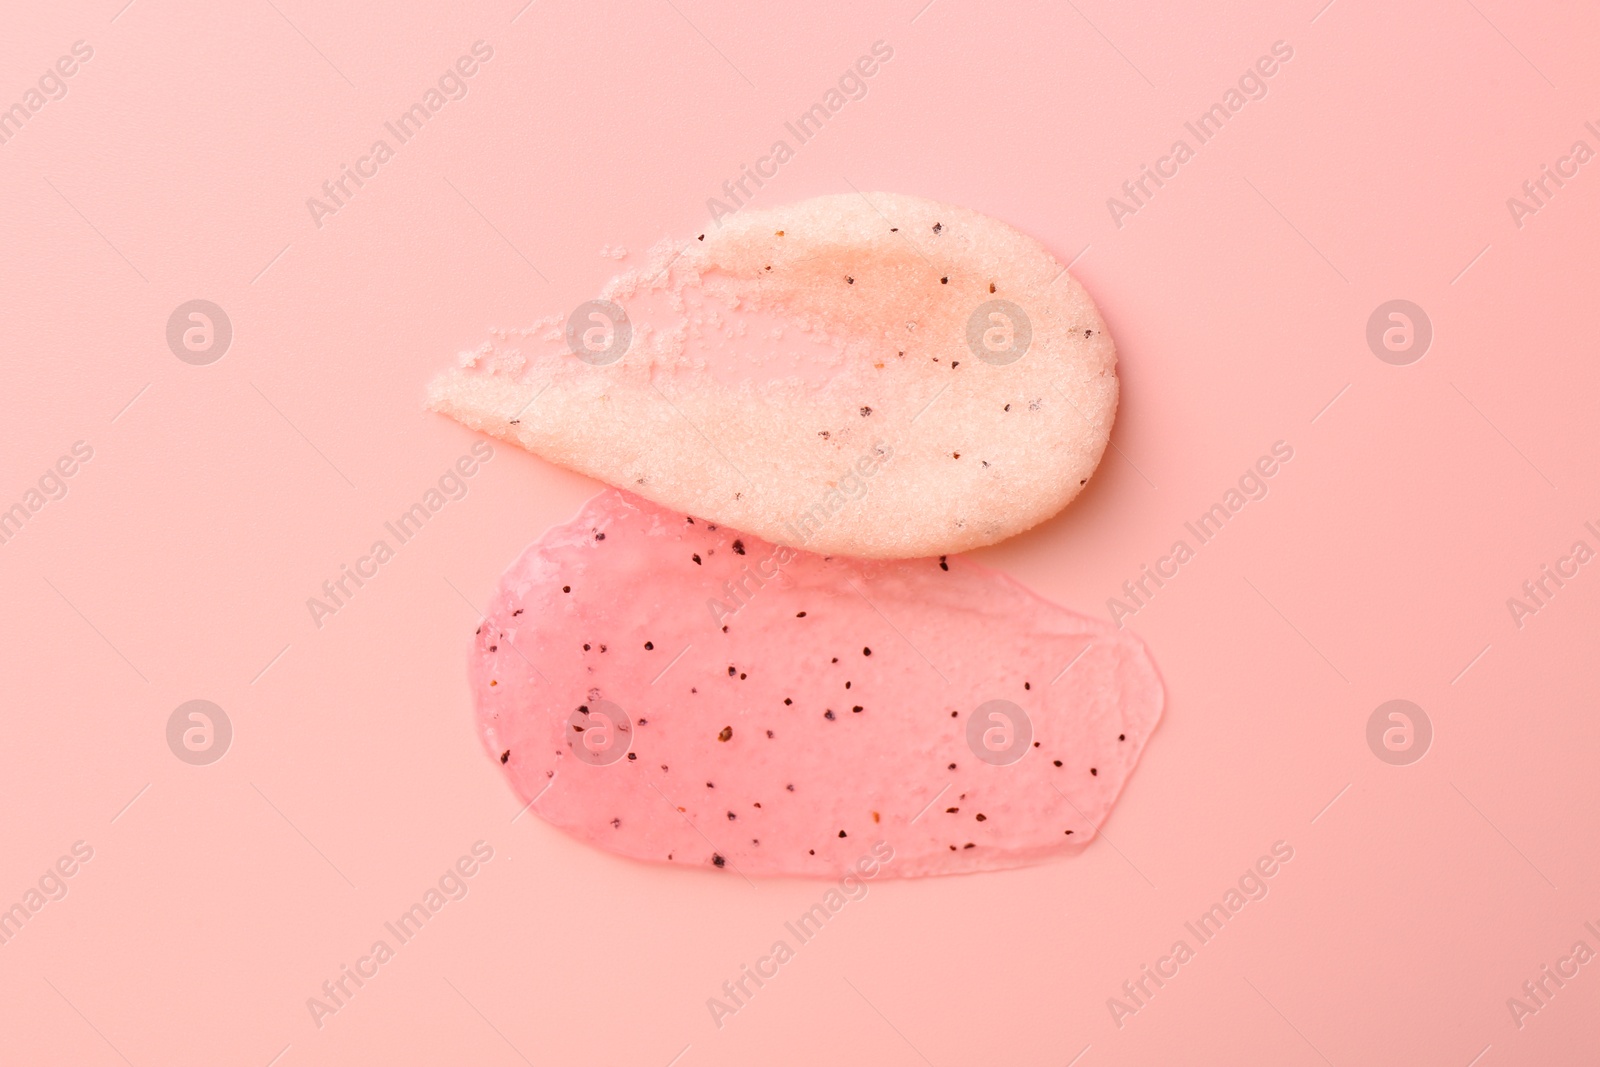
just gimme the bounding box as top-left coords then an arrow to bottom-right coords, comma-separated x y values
471,490 -> 1163,878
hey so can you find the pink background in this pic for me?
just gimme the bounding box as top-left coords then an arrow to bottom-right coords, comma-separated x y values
4,0 -> 1598,1063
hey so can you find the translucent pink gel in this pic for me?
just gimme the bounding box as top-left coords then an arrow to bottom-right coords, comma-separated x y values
471,491 -> 1163,878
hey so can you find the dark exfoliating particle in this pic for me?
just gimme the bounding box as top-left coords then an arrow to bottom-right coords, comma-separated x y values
500,750 -> 510,763
644,641 -> 654,650
712,853 -> 725,867
732,540 -> 745,555
718,726 -> 733,742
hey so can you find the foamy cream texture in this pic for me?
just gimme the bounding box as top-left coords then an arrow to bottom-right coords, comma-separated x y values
473,491 -> 1162,878
428,192 -> 1117,559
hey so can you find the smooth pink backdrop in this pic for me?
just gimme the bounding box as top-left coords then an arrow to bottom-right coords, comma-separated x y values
3,1 -> 1598,1064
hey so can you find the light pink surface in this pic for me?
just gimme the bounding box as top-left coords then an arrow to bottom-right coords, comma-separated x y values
3,1 -> 1599,1064
469,489 -> 1162,877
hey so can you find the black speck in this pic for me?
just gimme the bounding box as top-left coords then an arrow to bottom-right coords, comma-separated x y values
611,817 -> 621,828
1053,760 -> 1063,767
844,681 -> 851,689
831,657 -> 839,663
951,361 -> 959,369
712,853 -> 725,867
489,645 -> 497,652
583,643 -> 591,651
513,609 -> 523,616
707,782 -> 715,788
940,276 -> 949,284
627,752 -> 637,760
989,282 -> 996,293
838,830 -> 847,838
1090,768 -> 1098,776
946,807 -> 959,813
1119,734 -> 1126,741
948,762 -> 957,770
784,697 -> 793,705
1085,329 -> 1093,338
787,784 -> 795,791
698,234 -> 705,241
851,705 -> 863,713
728,666 -> 736,676
862,647 -> 872,656
644,641 -> 654,650
824,710 -> 836,720
766,729 -> 774,738
975,813 -> 987,822
860,406 -> 873,417
727,811 -> 736,820
718,726 -> 733,742
846,276 -> 854,284
1025,682 -> 1031,691
939,556 -> 949,571
932,222 -> 943,234
562,585 -> 571,593
500,750 -> 510,764
796,611 -> 807,618
732,540 -> 745,555
692,554 -> 702,565
963,843 -> 975,849
595,532 -> 606,541
1004,404 -> 1011,412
